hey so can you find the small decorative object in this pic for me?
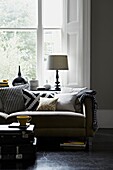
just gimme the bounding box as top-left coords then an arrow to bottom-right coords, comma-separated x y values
29,79 -> 39,91
12,65 -> 27,86
0,80 -> 9,87
47,54 -> 68,91
44,80 -> 51,90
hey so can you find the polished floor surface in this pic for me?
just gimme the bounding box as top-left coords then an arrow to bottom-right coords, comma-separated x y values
0,128 -> 113,170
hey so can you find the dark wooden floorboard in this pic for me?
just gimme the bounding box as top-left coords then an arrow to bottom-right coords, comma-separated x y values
0,128 -> 113,170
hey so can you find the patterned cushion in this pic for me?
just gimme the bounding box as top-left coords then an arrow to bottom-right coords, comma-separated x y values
40,92 -> 55,98
37,97 -> 58,111
22,89 -> 40,111
22,90 -> 55,111
0,84 -> 29,114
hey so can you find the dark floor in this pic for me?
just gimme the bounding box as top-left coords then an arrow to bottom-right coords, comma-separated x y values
0,128 -> 113,170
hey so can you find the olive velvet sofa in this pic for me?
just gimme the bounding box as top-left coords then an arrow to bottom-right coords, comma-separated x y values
0,85 -> 98,148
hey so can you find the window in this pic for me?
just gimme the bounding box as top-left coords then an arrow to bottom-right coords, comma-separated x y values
42,0 -> 63,85
0,0 -> 37,83
0,0 -> 63,86
0,0 -> 90,88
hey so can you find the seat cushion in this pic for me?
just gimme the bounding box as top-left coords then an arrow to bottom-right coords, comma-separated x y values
7,111 -> 86,128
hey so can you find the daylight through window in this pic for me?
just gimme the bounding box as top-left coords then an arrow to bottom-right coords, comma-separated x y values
0,0 -> 63,86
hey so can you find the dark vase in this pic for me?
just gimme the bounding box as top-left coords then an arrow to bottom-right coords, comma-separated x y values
12,66 -> 27,86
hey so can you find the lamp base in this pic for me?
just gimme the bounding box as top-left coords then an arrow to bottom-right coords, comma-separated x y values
55,85 -> 61,91
55,70 -> 61,91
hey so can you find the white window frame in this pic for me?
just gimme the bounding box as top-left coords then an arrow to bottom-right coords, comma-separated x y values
65,0 -> 91,88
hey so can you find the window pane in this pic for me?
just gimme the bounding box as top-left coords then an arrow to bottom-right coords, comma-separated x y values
43,29 -> 62,85
0,0 -> 37,28
42,0 -> 62,28
0,31 -> 37,84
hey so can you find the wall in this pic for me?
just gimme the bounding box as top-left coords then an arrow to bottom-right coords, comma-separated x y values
91,0 -> 113,127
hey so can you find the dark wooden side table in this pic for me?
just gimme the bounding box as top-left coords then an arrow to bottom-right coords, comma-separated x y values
0,124 -> 37,160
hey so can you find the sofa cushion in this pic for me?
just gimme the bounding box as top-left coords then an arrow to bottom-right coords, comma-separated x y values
61,87 -> 87,93
33,111 -> 85,128
6,111 -> 85,128
22,89 -> 40,111
0,99 -> 3,112
55,93 -> 77,112
36,97 -> 58,111
22,90 -> 55,111
40,92 -> 55,98
0,84 -> 29,114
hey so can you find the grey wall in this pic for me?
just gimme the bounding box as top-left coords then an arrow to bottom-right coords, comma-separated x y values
91,0 -> 113,109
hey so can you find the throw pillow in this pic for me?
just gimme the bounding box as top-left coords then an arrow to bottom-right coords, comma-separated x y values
0,98 -> 3,112
37,97 -> 58,111
61,87 -> 87,93
22,90 -> 55,111
22,89 -> 40,111
40,92 -> 55,98
55,93 -> 77,112
0,84 -> 29,114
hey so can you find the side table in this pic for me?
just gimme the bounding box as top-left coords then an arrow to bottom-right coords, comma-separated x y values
0,124 -> 37,160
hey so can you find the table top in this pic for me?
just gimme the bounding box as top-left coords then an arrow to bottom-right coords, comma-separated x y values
0,124 -> 35,132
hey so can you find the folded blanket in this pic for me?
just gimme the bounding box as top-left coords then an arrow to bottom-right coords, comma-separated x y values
77,89 -> 98,131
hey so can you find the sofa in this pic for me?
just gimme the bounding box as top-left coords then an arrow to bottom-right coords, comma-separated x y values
0,84 -> 98,148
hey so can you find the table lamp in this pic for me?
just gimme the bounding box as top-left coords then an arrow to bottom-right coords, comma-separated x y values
47,54 -> 68,91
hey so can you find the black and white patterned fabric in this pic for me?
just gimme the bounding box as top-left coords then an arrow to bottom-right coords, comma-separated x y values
40,92 -> 55,98
0,84 -> 29,114
22,89 -> 55,111
22,89 -> 40,111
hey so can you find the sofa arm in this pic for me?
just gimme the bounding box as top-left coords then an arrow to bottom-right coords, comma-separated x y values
82,96 -> 98,136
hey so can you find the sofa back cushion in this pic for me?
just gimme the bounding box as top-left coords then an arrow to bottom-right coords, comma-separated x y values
22,89 -> 55,111
22,89 -> 40,111
55,93 -> 77,112
0,84 -> 29,114
0,99 -> 3,112
37,97 -> 58,111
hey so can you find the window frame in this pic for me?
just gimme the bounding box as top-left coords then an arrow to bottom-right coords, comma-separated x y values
65,0 -> 90,88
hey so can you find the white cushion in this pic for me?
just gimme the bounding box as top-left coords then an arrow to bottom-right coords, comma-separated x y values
61,87 -> 87,93
55,93 -> 77,112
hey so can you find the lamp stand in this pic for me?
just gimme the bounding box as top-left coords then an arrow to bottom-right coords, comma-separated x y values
55,70 -> 61,91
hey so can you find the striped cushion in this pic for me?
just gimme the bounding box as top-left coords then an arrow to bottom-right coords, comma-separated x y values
0,84 -> 29,114
22,89 -> 55,111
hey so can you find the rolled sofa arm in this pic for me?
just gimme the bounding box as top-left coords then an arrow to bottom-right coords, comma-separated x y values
81,95 -> 98,137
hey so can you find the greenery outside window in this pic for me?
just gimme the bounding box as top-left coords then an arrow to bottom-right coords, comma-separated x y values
0,0 -> 90,88
0,0 -> 63,86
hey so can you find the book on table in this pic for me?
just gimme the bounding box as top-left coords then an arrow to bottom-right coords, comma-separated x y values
0,82 -> 9,87
60,140 -> 86,149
